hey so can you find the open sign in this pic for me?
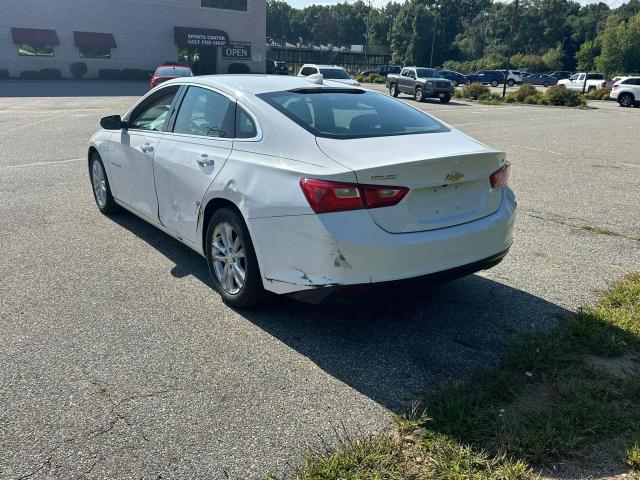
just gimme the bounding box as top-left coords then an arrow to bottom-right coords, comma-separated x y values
222,41 -> 251,60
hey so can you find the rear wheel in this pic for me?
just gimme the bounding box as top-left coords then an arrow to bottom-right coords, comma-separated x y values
414,87 -> 424,102
451,79 -> 458,87
89,152 -> 119,214
588,86 -> 596,93
206,207 -> 267,308
543,81 -> 550,87
619,93 -> 635,107
490,80 -> 499,87
439,95 -> 451,104
389,83 -> 398,97
507,79 -> 515,87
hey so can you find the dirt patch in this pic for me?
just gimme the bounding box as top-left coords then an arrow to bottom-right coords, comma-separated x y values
584,354 -> 640,380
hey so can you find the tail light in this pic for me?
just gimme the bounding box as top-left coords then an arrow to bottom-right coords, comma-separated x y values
300,178 -> 408,214
613,84 -> 620,90
600,81 -> 606,89
490,161 -> 511,188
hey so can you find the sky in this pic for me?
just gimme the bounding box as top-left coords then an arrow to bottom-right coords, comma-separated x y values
285,0 -> 625,10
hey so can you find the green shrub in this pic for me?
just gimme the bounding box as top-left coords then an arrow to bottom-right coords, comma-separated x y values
39,68 -> 61,80
505,92 -> 517,103
20,70 -> 41,80
514,83 -> 538,102
453,89 -> 464,99
544,85 -> 586,107
70,62 -> 88,79
584,88 -> 612,100
99,69 -> 121,80
462,82 -> 490,99
120,68 -> 150,80
523,93 -> 546,104
477,92 -> 504,105
0,69 -> 9,79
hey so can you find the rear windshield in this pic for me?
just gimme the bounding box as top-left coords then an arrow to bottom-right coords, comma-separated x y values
318,68 -> 351,80
257,90 -> 448,139
156,67 -> 192,77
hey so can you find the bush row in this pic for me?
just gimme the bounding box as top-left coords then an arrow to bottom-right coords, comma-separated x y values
18,68 -> 62,80
356,73 -> 386,84
6,65 -> 152,81
457,83 -> 587,107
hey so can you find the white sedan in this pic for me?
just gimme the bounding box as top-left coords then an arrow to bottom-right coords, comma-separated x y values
88,75 -> 516,307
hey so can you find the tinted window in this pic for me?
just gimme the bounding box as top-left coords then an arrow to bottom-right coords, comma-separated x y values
173,86 -> 235,138
236,105 -> 257,138
257,90 -> 447,139
415,68 -> 441,78
318,68 -> 350,80
129,88 -> 178,131
300,67 -> 317,76
587,73 -> 603,80
156,67 -> 192,77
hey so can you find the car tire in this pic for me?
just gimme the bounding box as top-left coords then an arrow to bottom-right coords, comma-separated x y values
619,93 -> 635,108
414,87 -> 424,102
451,80 -> 458,87
507,79 -> 515,87
543,81 -> 549,87
389,83 -> 398,97
490,80 -> 499,87
439,95 -> 451,104
89,151 -> 119,215
206,207 -> 267,308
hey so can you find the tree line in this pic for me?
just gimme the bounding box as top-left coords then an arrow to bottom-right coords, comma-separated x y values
266,0 -> 640,76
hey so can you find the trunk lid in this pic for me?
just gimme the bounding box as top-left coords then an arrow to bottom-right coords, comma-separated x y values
316,130 -> 506,233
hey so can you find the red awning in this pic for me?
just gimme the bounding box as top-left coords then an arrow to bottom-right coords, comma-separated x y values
11,28 -> 60,46
74,31 -> 117,49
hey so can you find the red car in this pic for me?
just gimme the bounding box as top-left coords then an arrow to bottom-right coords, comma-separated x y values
149,65 -> 193,89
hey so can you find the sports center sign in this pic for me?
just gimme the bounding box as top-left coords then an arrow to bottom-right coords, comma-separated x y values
174,27 -> 229,47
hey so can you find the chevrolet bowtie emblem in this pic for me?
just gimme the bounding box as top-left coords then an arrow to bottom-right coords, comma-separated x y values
445,170 -> 464,182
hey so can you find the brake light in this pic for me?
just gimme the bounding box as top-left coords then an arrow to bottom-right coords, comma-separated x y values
300,178 -> 408,213
600,81 -> 606,89
490,162 -> 511,188
613,84 -> 619,90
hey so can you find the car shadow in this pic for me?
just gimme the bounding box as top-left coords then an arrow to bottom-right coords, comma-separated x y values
108,209 -> 568,414
0,80 -> 149,97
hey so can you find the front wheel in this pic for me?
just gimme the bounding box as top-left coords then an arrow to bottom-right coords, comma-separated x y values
543,81 -> 549,87
439,95 -> 451,104
490,80 -> 499,87
414,87 -> 424,102
206,207 -> 267,308
89,152 -> 119,214
451,80 -> 458,87
507,79 -> 515,87
619,93 -> 635,107
389,83 -> 398,97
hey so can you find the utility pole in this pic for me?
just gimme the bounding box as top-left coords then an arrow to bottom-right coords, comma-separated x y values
429,9 -> 438,68
502,0 -> 519,98
583,3 -> 603,94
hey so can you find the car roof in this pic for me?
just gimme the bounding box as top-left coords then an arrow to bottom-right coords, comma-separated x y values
157,65 -> 190,69
302,64 -> 345,69
162,74 -> 362,96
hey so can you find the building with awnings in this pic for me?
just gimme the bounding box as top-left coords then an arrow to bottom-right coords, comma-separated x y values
0,0 -> 266,78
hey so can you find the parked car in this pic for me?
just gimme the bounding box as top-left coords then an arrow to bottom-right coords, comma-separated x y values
549,71 -> 572,80
386,67 -> 453,103
266,59 -> 275,74
274,61 -> 289,75
557,73 -> 610,92
89,75 -> 515,306
359,65 -> 401,77
610,76 -> 640,107
502,69 -> 523,86
437,69 -> 468,87
149,65 -> 192,89
522,73 -> 558,87
298,64 -> 359,85
465,70 -> 505,87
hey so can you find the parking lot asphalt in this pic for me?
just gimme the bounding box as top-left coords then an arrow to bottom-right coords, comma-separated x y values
1,81 -> 639,479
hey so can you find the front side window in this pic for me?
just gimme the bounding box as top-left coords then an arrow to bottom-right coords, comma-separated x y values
80,47 -> 110,59
129,88 -> 177,131
258,90 -> 447,140
173,86 -> 235,138
202,0 -> 247,11
415,68 -> 441,78
18,44 -> 53,56
318,68 -> 350,80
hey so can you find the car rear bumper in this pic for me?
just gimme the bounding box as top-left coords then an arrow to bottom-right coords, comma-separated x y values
249,187 -> 517,295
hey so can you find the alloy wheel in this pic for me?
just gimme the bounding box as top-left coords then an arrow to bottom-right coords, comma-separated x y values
211,222 -> 246,295
620,94 -> 633,107
92,160 -> 107,208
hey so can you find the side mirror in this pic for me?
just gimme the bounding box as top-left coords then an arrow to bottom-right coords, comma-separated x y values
100,115 -> 125,130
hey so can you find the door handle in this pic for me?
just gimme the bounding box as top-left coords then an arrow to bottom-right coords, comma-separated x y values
196,154 -> 215,167
141,143 -> 154,153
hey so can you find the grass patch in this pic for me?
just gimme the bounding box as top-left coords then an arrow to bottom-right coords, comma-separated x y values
269,274 -> 640,479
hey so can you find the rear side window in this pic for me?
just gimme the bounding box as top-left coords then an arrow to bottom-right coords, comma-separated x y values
318,68 -> 350,80
622,78 -> 639,85
257,90 -> 447,139
236,105 -> 257,138
300,67 -> 316,76
173,86 -> 235,138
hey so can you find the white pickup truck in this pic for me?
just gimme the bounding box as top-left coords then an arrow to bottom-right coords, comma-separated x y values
557,73 -> 610,92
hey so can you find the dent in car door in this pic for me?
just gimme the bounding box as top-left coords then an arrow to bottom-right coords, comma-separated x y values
153,86 -> 235,243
